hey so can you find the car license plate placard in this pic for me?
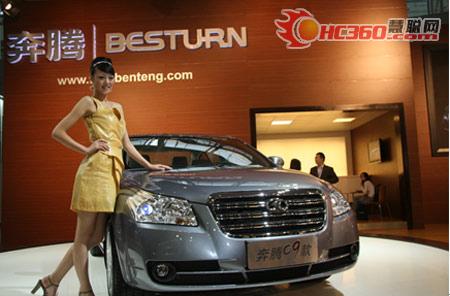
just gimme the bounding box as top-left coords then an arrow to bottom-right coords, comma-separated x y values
247,237 -> 318,270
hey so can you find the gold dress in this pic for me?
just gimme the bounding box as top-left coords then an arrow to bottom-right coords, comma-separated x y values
71,96 -> 125,212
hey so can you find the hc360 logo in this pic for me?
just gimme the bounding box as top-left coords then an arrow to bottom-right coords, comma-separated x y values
275,8 -> 441,49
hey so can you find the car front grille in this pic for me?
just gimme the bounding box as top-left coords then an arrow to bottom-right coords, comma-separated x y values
208,189 -> 327,238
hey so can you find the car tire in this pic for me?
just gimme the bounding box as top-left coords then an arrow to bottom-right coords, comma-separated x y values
105,225 -> 154,296
90,244 -> 104,257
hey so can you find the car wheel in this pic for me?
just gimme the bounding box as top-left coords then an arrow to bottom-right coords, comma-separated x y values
105,225 -> 153,296
90,244 -> 104,257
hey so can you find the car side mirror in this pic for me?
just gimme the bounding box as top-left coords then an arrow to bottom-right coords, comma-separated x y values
268,156 -> 284,168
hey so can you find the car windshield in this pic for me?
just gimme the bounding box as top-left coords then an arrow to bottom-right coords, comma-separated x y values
126,136 -> 273,170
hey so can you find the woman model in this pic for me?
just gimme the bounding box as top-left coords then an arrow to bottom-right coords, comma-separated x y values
31,57 -> 171,296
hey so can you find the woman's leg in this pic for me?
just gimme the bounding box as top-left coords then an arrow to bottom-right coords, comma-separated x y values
88,212 -> 108,249
40,245 -> 74,295
39,212 -> 108,295
73,211 -> 99,292
46,213 -> 108,285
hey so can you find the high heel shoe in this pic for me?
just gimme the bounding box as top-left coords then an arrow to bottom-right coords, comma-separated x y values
30,275 -> 59,295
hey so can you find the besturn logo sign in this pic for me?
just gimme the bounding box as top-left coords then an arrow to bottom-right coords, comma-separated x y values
275,8 -> 441,49
7,26 -> 247,64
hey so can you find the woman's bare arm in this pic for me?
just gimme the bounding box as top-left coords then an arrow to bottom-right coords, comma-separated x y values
122,128 -> 154,169
117,104 -> 171,170
51,96 -> 109,155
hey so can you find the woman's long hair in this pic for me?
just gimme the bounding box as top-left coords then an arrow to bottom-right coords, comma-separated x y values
360,172 -> 372,186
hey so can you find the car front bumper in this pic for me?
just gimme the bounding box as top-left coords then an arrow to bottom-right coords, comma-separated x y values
111,202 -> 359,292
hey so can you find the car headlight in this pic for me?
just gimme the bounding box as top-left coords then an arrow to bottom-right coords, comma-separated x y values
126,189 -> 198,226
329,189 -> 351,217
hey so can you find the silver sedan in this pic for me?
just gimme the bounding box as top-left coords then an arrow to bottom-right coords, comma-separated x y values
105,135 -> 359,296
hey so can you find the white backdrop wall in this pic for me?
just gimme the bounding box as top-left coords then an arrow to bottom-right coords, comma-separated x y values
257,132 -> 352,176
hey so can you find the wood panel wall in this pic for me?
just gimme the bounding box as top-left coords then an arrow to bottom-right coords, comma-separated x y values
1,0 -> 438,250
410,43 -> 449,224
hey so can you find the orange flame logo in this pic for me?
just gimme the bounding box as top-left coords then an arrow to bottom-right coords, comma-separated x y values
275,8 -> 320,49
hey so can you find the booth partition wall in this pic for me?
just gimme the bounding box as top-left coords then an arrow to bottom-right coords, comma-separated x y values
0,0 -> 448,250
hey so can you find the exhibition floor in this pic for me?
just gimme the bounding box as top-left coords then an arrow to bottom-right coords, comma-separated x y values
0,237 -> 447,296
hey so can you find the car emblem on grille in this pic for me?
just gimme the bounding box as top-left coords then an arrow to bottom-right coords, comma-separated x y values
266,198 -> 289,212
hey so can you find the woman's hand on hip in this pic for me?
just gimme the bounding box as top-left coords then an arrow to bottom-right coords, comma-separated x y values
86,139 -> 110,155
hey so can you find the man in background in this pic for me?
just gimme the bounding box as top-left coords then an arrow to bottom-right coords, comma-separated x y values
310,152 -> 339,184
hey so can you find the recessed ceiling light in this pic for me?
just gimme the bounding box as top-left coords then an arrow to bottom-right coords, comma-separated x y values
4,3 -> 12,10
271,120 -> 293,125
333,118 -> 355,123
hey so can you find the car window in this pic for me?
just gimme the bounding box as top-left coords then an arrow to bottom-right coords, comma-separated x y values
125,136 -> 272,170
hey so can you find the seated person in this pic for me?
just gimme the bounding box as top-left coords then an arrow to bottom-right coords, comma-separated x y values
353,172 -> 375,218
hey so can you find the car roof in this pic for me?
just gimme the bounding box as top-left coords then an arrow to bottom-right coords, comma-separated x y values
129,134 -> 243,142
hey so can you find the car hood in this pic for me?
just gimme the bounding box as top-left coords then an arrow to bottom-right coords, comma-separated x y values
120,167 -> 328,204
